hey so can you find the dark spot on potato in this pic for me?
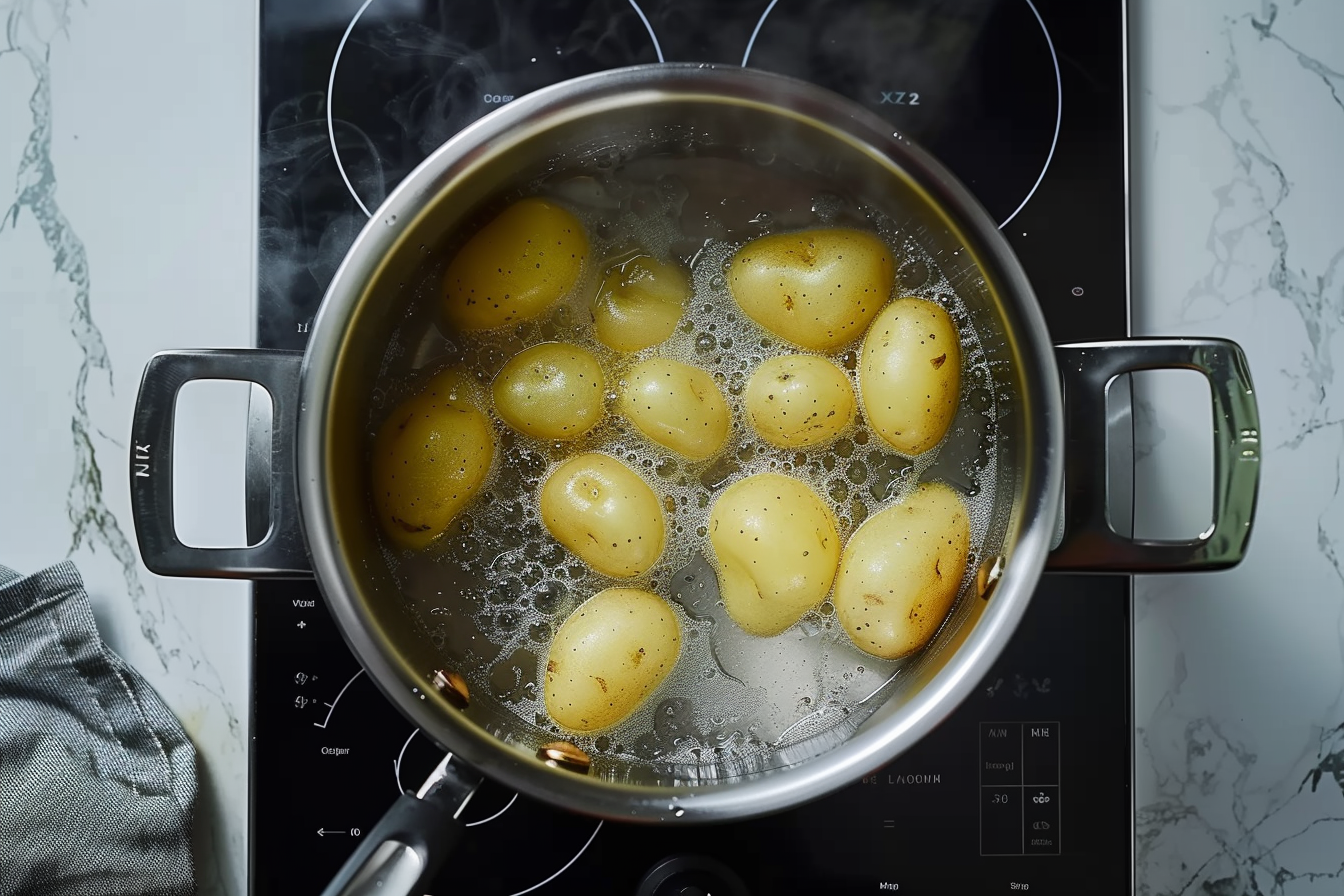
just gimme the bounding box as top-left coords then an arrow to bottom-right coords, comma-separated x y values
930,353 -> 947,369
594,676 -> 608,693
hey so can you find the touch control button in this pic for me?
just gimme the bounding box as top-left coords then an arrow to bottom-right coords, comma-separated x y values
1023,722 -> 1060,785
980,785 -> 1023,855
980,722 -> 1021,786
1025,786 -> 1061,854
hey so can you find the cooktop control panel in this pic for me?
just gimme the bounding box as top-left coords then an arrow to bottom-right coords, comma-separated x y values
980,721 -> 1062,856
253,575 -> 1130,895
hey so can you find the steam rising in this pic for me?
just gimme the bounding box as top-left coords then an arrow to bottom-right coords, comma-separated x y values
369,146 -> 1006,779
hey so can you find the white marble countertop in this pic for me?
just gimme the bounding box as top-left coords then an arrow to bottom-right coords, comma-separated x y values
1,1 -> 1341,894
1130,2 -> 1344,893
1,2 -> 255,894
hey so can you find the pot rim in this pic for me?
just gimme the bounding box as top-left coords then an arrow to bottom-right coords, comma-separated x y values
296,63 -> 1064,823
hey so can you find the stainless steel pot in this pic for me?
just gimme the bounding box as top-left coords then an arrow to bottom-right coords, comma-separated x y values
129,62 -> 1259,861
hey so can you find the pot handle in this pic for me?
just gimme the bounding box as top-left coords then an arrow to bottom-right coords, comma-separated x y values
320,754 -> 482,896
129,349 -> 312,577
1047,338 -> 1260,572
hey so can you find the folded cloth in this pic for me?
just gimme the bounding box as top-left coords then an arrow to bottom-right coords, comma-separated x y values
0,562 -> 195,896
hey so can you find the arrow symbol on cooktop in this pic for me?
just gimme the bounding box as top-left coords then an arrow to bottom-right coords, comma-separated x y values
317,828 -> 349,837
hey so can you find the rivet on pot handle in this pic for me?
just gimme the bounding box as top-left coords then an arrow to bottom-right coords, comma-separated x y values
1047,338 -> 1260,572
129,349 -> 312,578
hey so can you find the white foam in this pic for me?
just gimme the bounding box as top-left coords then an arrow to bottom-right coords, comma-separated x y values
369,155 -> 1007,770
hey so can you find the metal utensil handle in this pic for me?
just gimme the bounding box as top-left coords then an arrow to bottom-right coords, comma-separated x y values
1048,338 -> 1260,571
319,792 -> 464,896
321,755 -> 480,896
129,349 -> 312,577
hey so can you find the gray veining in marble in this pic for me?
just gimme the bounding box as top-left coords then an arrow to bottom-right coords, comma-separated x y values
5,0 -> 160,675
6,0 -> 1344,893
2,2 -> 254,894
1131,1 -> 1344,893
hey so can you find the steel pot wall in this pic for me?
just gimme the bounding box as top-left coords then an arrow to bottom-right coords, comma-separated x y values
129,65 -> 1260,825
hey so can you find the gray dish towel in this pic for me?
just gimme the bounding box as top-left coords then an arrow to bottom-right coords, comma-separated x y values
0,562 -> 196,895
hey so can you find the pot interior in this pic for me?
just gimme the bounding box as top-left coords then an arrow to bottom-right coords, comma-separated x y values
314,68 -> 1054,814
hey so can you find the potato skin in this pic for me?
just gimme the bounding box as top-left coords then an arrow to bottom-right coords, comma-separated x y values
371,369 -> 495,550
442,198 -> 588,332
860,297 -> 961,455
544,587 -> 681,732
833,482 -> 971,659
592,255 -> 689,352
708,473 -> 841,636
728,229 -> 895,351
540,453 -> 666,578
492,342 -> 606,440
619,358 -> 730,460
745,354 -> 855,448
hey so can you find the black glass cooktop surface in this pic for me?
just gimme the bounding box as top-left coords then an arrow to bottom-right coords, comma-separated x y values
252,2 -> 1131,893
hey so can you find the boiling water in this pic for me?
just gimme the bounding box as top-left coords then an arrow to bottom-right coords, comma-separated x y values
369,149 -> 1004,775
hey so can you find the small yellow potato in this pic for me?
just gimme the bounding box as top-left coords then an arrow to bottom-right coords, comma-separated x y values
371,369 -> 494,550
540,453 -> 665,578
619,358 -> 730,460
442,198 -> 588,332
545,587 -> 681,731
708,473 -> 841,636
744,354 -> 855,448
833,482 -> 971,659
492,342 -> 606,441
860,297 -> 962,455
592,255 -> 689,352
728,228 -> 895,351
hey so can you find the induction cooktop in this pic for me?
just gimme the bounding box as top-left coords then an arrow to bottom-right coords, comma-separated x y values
251,3 -> 1132,893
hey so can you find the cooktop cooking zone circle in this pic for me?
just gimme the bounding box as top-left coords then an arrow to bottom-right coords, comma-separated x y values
394,728 -> 604,895
325,0 -> 1058,227
741,0 -> 1060,227
303,665 -> 604,895
326,0 -> 664,215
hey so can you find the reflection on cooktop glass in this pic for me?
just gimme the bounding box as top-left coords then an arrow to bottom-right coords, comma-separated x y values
255,1 -> 1132,892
